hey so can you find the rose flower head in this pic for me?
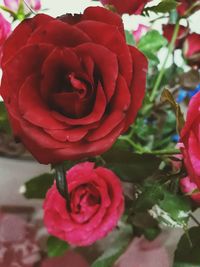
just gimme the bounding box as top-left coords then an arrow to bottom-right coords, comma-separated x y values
3,0 -> 41,12
0,7 -> 147,164
183,33 -> 200,68
100,0 -> 151,15
43,162 -> 124,246
180,176 -> 200,204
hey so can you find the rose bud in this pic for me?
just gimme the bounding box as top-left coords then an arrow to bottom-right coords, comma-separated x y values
43,162 -> 124,246
3,0 -> 41,12
177,0 -> 200,16
133,24 -> 149,43
0,13 -> 11,65
180,176 -> 200,204
162,24 -> 188,49
180,91 -> 200,189
183,33 -> 200,68
0,7 -> 147,164
100,0 -> 150,15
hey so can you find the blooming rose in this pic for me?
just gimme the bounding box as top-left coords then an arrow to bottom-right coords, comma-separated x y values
0,7 -> 147,164
177,0 -> 200,16
100,0 -> 150,15
183,33 -> 200,68
180,177 -> 200,204
43,162 -> 124,246
0,13 -> 11,65
3,0 -> 41,12
162,24 -> 188,49
180,92 -> 200,189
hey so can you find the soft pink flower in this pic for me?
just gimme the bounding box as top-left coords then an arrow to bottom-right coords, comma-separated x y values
180,176 -> 200,204
3,0 -> 41,12
133,24 -> 149,43
43,162 -> 124,246
0,13 -> 11,65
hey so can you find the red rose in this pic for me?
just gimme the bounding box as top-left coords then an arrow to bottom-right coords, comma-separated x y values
177,0 -> 200,16
0,7 -> 147,164
43,162 -> 124,246
162,24 -> 188,49
180,92 -> 200,189
183,33 -> 200,68
100,0 -> 150,15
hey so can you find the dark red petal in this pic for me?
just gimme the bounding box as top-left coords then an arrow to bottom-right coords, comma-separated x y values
27,19 -> 91,47
75,42 -> 118,102
86,75 -> 130,141
82,7 -> 125,37
1,14 -> 53,66
18,74 -> 67,129
76,21 -> 132,86
52,82 -> 106,125
123,46 -> 148,131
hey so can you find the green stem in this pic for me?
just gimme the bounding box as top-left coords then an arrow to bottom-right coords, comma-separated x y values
145,149 -> 180,155
149,20 -> 180,102
119,136 -> 144,153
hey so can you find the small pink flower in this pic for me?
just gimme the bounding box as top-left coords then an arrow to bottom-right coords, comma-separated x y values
180,176 -> 200,204
0,13 -> 11,65
3,0 -> 41,12
133,24 -> 149,43
43,162 -> 124,246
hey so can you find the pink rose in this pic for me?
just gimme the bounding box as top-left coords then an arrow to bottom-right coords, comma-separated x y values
0,13 -> 11,65
43,162 -> 124,246
162,24 -> 188,49
133,24 -> 149,43
3,0 -> 41,12
180,92 -> 200,189
183,33 -> 200,68
180,176 -> 200,204
100,0 -> 150,15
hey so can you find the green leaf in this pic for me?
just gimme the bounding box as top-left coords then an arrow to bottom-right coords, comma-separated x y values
125,30 -> 135,46
23,173 -> 54,199
137,30 -> 167,54
91,225 -> 132,267
145,0 -> 178,13
173,227 -> 200,267
103,148 -> 161,183
0,102 -> 11,134
47,236 -> 69,258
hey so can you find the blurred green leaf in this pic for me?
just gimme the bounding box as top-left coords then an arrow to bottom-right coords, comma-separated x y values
173,227 -> 200,267
125,30 -> 135,46
23,173 -> 54,199
103,148 -> 161,182
145,0 -> 178,13
138,30 -> 167,54
0,102 -> 11,134
91,225 -> 132,267
47,236 -> 69,258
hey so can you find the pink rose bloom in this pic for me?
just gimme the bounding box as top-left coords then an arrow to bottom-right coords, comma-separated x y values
43,162 -> 124,246
180,176 -> 200,204
133,24 -> 149,43
163,24 -> 188,49
3,0 -> 41,12
180,92 -> 200,189
100,0 -> 150,15
0,13 -> 11,64
183,33 -> 200,68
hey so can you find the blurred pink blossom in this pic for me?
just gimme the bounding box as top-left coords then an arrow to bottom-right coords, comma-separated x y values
3,0 -> 41,12
0,13 -> 11,65
133,24 -> 149,43
180,176 -> 200,204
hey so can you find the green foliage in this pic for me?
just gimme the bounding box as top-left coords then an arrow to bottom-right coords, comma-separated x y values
0,102 -> 11,134
103,148 -> 161,182
91,225 -> 132,267
173,227 -> 200,266
145,0 -> 178,14
23,173 -> 54,199
125,30 -> 135,46
47,236 -> 69,257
